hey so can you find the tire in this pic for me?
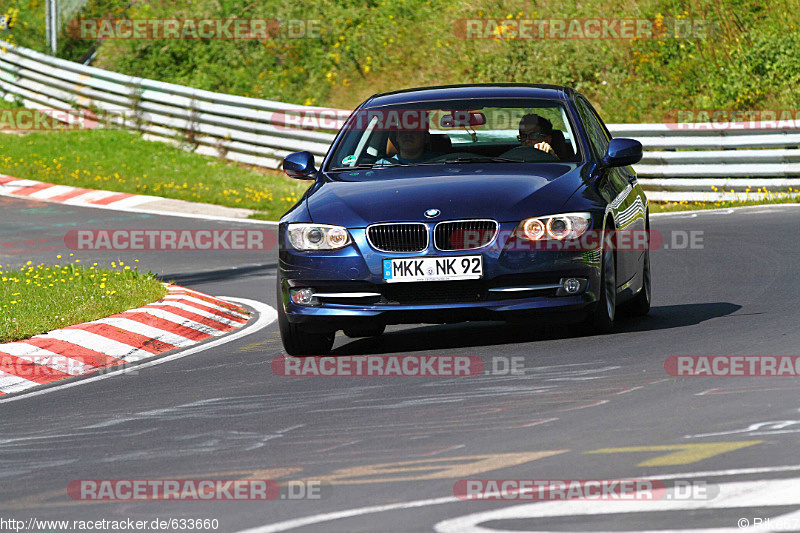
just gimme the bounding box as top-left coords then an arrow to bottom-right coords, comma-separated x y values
343,325 -> 386,338
577,232 -> 616,335
625,247 -> 651,316
277,281 -> 335,356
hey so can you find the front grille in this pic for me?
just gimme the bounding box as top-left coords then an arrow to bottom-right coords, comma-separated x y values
434,220 -> 498,251
382,281 -> 486,304
367,223 -> 428,252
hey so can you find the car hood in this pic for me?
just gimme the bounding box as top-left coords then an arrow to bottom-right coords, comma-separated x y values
306,163 -> 586,226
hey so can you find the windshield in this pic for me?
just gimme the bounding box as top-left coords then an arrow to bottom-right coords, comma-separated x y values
326,98 -> 583,171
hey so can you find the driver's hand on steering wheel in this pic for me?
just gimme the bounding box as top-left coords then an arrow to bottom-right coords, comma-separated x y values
534,141 -> 556,157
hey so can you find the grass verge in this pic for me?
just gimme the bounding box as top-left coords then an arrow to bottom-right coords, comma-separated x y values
0,129 -> 309,220
650,194 -> 800,213
7,0 -> 800,123
0,258 -> 167,343
1,117 -> 796,221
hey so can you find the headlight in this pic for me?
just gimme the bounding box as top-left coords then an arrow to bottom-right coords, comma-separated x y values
287,224 -> 351,250
518,212 -> 591,241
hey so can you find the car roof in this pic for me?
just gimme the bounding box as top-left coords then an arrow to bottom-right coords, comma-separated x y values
363,84 -> 575,107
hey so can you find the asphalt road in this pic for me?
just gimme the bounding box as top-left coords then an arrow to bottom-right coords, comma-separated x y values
1,196 -> 799,533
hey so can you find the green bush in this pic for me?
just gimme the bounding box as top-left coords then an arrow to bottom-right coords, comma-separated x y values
4,0 -> 800,122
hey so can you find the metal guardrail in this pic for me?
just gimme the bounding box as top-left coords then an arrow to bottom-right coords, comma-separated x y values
2,43 -> 799,202
607,124 -> 800,200
0,43 -> 345,169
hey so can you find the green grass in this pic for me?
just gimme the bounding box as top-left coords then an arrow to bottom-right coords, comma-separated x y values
6,0 -> 799,123
0,129 -> 309,220
650,194 -> 800,213
0,259 -> 167,343
0,97 -> 24,109
1,0 -> 120,60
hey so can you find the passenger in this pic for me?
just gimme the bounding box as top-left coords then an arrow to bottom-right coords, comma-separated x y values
518,113 -> 558,158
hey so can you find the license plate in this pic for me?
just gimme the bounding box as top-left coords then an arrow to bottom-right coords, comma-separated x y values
383,255 -> 483,283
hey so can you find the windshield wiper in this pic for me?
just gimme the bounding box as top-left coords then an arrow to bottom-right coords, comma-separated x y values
329,162 -> 421,171
423,156 -> 526,164
328,164 -> 378,171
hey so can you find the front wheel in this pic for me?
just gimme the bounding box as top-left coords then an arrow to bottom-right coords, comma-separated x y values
577,243 -> 616,335
625,248 -> 651,316
277,283 -> 334,356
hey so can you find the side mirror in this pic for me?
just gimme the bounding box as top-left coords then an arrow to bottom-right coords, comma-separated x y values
600,138 -> 642,168
283,151 -> 317,179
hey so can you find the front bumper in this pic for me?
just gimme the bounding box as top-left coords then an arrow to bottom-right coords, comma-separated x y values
278,223 -> 602,332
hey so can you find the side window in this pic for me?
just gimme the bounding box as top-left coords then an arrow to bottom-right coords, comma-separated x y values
576,98 -> 610,160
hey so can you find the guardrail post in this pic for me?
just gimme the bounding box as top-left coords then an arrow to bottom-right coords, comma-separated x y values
127,79 -> 144,133
45,0 -> 58,55
184,97 -> 200,149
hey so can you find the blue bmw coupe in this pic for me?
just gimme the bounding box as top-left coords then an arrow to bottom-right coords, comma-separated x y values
277,84 -> 650,355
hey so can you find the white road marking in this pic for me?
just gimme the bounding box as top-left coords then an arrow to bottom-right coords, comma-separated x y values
614,386 -> 644,395
235,466 -> 800,533
40,329 -> 153,362
101,194 -> 155,208
317,440 -> 362,453
120,308 -> 226,335
26,185 -> 76,200
94,317 -> 195,347
236,496 -> 461,533
0,342 -> 90,375
556,399 -> 609,411
163,294 -> 250,319
423,444 -> 466,456
63,189 -> 118,205
0,297 -> 275,403
433,477 -> 800,532
0,186 -> 278,225
651,203 -> 800,218
154,301 -> 244,326
514,418 -> 558,429
0,179 -> 39,193
685,421 -> 800,439
0,370 -> 37,394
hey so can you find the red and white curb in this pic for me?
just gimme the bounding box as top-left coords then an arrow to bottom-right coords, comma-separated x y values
0,174 -> 272,224
0,284 -> 251,396
0,174 -> 153,210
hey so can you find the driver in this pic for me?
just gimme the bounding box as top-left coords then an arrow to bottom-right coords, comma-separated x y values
392,128 -> 429,163
518,114 -> 558,159
375,111 -> 443,165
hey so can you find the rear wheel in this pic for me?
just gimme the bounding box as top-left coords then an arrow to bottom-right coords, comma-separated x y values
277,280 -> 335,356
344,325 -> 386,338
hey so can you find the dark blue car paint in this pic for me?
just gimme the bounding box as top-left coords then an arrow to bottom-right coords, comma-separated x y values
277,84 -> 647,331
